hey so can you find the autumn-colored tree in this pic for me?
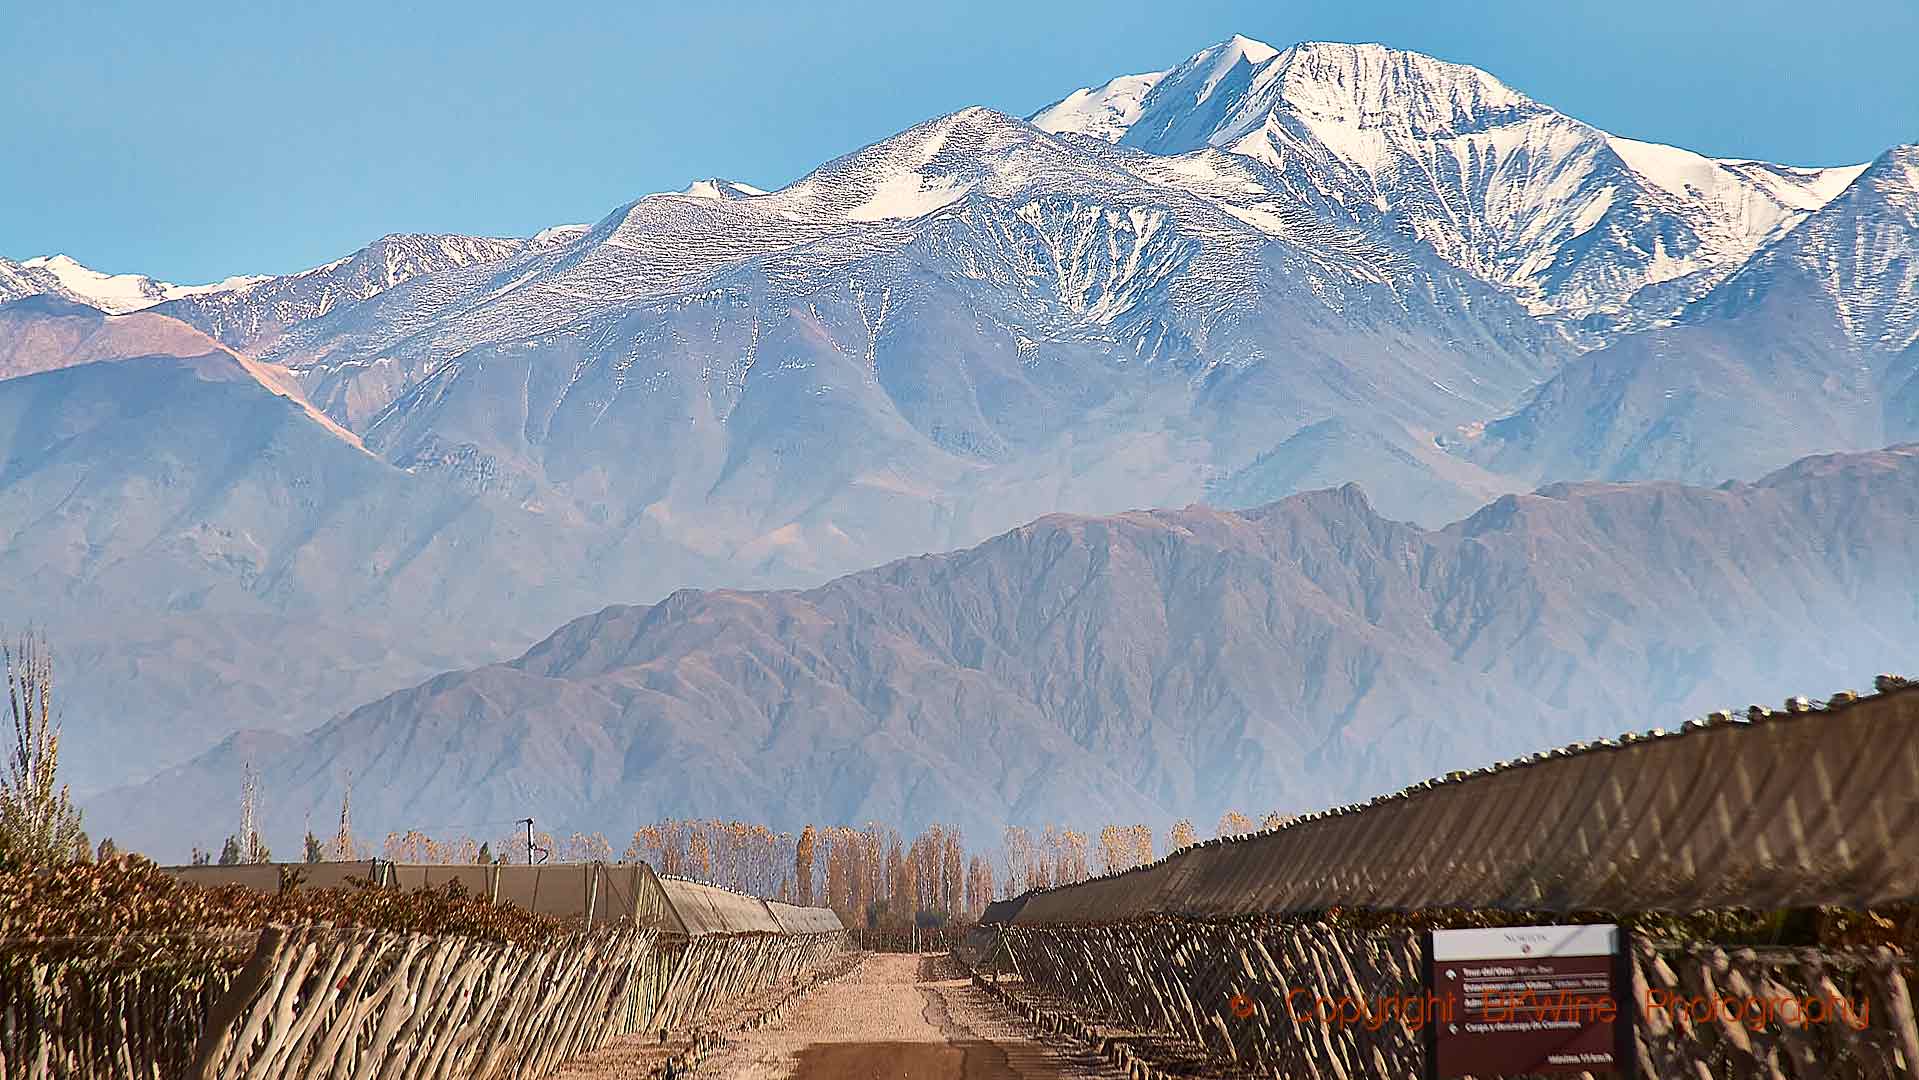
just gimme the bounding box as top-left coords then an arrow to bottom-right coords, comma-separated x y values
941,829 -> 964,914
688,828 -> 712,881
862,826 -> 886,916
795,824 -> 817,906
0,635 -> 86,868
1001,826 -> 1031,895
1097,825 -> 1134,874
559,831 -> 612,863
383,830 -> 430,862
330,780 -> 355,862
1130,824 -> 1154,866
912,825 -> 944,913
1261,811 -> 1287,831
624,820 -> 692,876
1217,811 -> 1255,838
601,817 -> 990,925
1038,825 -> 1060,889
1055,829 -> 1090,884
965,854 -> 995,914
1169,820 -> 1197,850
885,833 -> 909,922
823,828 -> 849,912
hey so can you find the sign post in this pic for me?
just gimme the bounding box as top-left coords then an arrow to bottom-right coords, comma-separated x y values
1423,924 -> 1633,1079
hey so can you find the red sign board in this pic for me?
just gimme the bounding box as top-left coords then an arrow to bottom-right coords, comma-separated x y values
1424,925 -> 1631,1078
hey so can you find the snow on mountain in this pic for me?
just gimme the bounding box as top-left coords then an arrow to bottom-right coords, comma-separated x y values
246,105 -> 1558,572
6,96 -> 1555,796
680,178 -> 768,200
1708,144 -> 1919,351
1607,135 -> 1868,250
0,254 -> 269,314
1458,145 -> 1919,487
1034,39 -> 1868,330
1029,71 -> 1165,143
14,254 -> 182,313
153,233 -> 528,352
0,258 -> 59,305
18,33 -> 1916,815
531,223 -> 592,247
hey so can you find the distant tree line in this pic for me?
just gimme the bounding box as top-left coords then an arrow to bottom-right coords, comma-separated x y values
997,810 -> 1294,895
5,629 -> 1297,918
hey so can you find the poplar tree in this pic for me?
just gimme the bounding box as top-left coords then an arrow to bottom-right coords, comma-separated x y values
795,824 -> 817,906
0,635 -> 86,868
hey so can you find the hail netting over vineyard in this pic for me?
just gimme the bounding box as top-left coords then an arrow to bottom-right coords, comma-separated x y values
997,678 -> 1919,923
987,921 -> 1919,1079
6,860 -> 845,1079
642,877 -> 848,1032
963,679 -> 1919,1080
159,862 -> 675,926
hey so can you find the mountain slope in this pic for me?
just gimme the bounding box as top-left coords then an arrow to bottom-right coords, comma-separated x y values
1034,39 -> 1867,329
1461,145 -> 1919,484
19,34 -> 1916,815
151,233 -> 529,353
0,295 -> 241,380
238,107 -> 1564,598
87,444 -> 1919,857
0,325 -> 731,791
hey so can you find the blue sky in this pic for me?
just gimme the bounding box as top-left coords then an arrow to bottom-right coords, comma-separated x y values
4,0 -> 1914,283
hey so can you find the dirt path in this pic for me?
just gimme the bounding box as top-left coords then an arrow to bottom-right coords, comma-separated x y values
705,953 -> 1117,1080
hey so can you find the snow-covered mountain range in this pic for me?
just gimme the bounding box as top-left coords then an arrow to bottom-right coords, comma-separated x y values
1034,39 -> 1873,332
0,254 -> 266,315
3,35 -> 1914,841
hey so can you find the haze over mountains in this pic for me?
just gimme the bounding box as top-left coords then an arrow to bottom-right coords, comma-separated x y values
91,444 -> 1919,856
2,35 -> 1913,850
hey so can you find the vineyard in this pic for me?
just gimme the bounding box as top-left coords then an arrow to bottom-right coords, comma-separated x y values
0,858 -> 847,1079
5,675 -> 1918,1079
962,679 -> 1919,1080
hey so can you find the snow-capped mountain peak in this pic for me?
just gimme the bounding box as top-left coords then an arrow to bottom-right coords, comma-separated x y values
1245,42 -> 1535,143
2,253 -> 266,314
1028,72 -> 1165,143
681,178 -> 769,201
1032,36 -> 1873,328
1037,40 -> 1537,152
1187,34 -> 1282,107
747,107 -> 1058,223
1705,143 -> 1919,350
17,254 -> 178,313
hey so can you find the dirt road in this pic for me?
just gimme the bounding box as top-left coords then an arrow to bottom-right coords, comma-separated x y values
704,953 -> 1115,1080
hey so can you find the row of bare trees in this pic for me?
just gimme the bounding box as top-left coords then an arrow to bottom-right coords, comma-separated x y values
796,823 -> 990,927
220,808 -> 1296,910
623,820 -> 795,896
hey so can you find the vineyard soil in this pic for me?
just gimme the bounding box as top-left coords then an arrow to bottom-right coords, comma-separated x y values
635,953 -> 1116,1079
